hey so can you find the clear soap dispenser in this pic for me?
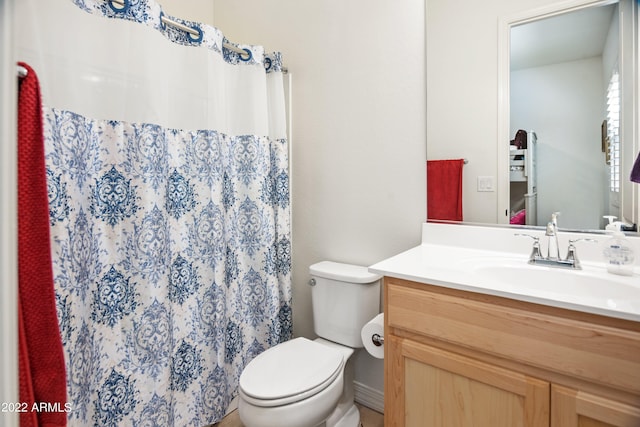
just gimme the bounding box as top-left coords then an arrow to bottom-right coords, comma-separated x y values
602,222 -> 635,276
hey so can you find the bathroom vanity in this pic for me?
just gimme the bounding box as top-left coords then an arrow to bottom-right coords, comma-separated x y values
370,223 -> 640,427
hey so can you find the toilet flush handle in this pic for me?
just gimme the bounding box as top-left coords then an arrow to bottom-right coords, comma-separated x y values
308,278 -> 316,286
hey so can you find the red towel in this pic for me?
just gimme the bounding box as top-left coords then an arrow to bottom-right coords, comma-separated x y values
17,62 -> 68,427
427,159 -> 464,221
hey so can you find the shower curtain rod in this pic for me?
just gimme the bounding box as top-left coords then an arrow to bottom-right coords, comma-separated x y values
160,15 -> 251,58
108,0 -> 248,56
109,0 -> 288,73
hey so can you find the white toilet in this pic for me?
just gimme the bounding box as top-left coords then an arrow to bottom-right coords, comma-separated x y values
238,261 -> 382,427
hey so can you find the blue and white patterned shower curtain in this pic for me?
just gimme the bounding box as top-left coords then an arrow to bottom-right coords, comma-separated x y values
17,0 -> 291,425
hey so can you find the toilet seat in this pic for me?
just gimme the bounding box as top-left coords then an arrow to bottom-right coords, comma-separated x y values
239,337 -> 345,407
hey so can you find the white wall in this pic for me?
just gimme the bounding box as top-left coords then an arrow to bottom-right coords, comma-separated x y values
511,57 -> 608,229
158,0 -> 214,23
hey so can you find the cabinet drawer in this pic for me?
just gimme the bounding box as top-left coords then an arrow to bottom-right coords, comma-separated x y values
386,280 -> 640,395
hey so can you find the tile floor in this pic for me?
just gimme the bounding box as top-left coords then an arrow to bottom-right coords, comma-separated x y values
214,403 -> 384,427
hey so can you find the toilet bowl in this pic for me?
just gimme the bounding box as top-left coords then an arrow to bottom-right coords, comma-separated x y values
238,337 -> 353,427
238,261 -> 382,427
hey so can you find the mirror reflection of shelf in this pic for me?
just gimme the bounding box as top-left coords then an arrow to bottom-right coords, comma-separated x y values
509,149 -> 527,181
509,131 -> 537,225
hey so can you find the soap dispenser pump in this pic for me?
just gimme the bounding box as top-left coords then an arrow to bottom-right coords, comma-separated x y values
602,222 -> 635,276
603,215 -> 628,232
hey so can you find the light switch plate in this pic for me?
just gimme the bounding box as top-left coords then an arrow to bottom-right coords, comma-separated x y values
477,176 -> 495,192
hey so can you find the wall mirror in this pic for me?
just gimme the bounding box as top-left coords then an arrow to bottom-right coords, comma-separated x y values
497,0 -> 638,233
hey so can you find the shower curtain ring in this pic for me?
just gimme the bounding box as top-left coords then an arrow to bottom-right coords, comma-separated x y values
187,26 -> 203,43
108,0 -> 129,13
239,48 -> 252,62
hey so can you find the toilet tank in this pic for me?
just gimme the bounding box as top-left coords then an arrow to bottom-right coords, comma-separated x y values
309,261 -> 381,348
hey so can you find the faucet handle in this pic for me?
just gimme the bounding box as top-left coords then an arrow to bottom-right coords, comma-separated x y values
565,238 -> 598,268
514,233 -> 540,244
515,232 -> 538,239
515,233 -> 542,261
568,238 -> 598,245
515,233 -> 540,243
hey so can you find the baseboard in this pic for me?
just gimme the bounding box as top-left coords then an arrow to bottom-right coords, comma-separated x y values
354,381 -> 384,414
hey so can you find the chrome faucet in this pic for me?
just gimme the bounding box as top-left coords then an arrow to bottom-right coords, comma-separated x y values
545,212 -> 561,260
515,213 -> 597,269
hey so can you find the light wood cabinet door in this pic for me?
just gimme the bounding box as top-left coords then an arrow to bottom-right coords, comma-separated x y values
386,336 -> 550,427
551,385 -> 640,427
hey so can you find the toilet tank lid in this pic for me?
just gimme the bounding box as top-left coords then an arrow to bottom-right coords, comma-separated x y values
309,261 -> 382,284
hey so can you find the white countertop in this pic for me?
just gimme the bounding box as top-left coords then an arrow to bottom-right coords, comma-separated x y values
369,223 -> 640,322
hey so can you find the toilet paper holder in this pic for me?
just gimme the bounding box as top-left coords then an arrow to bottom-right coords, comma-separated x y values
371,333 -> 384,347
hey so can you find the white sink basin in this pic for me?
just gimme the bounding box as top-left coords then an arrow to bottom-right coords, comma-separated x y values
467,258 -> 640,312
368,224 -> 640,321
